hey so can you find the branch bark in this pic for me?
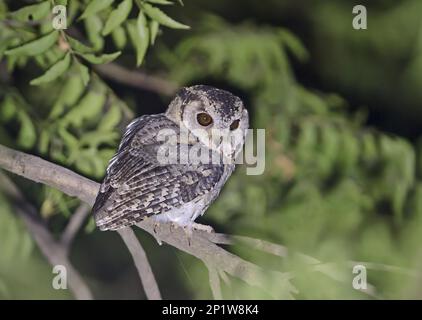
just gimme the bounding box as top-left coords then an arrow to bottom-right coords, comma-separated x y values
0,145 -> 402,299
3,144 -> 404,299
61,203 -> 90,250
0,144 -> 98,206
117,228 -> 162,300
0,144 -> 297,299
206,264 -> 222,300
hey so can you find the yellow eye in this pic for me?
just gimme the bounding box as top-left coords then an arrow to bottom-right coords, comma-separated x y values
230,119 -> 240,130
197,113 -> 213,126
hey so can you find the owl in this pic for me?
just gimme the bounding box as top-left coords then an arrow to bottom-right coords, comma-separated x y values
92,85 -> 249,235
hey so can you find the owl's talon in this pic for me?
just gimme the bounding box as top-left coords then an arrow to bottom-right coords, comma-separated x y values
169,222 -> 179,233
153,222 -> 160,234
183,225 -> 193,246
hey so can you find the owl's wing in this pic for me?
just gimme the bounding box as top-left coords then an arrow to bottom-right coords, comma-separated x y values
92,114 -> 227,231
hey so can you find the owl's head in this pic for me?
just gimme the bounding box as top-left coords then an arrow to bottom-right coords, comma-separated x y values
166,85 -> 249,161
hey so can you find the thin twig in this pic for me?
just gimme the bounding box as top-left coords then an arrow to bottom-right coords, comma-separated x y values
207,233 -> 289,258
94,63 -> 178,96
206,232 -> 381,298
61,203 -> 90,249
206,264 -> 222,300
348,261 -> 418,277
0,171 -> 93,300
117,228 -> 162,300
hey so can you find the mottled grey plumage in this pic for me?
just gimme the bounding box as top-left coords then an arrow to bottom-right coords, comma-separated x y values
92,85 -> 248,231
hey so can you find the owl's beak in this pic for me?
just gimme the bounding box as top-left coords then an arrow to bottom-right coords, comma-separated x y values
220,134 -> 239,162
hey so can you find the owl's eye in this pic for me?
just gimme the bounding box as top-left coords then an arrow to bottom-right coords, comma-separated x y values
230,119 -> 240,130
197,113 -> 213,126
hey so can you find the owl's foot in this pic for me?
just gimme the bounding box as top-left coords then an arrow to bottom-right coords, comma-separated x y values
191,222 -> 214,233
152,221 -> 162,246
182,225 -> 193,246
182,222 -> 214,246
153,221 -> 160,234
169,222 -> 179,233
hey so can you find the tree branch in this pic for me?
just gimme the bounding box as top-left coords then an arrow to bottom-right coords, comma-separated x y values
207,232 -> 381,298
0,171 -> 93,300
3,144 -> 405,299
206,263 -> 222,300
61,203 -> 90,250
0,145 -> 98,206
94,63 -> 178,96
2,144 -> 401,299
0,145 -> 160,299
117,228 -> 162,300
0,144 -> 297,299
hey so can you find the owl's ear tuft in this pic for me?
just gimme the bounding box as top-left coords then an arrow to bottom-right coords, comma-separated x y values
176,87 -> 190,103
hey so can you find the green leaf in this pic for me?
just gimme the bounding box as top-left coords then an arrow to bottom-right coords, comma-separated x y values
102,0 -> 133,36
127,13 -> 149,66
141,3 -> 189,29
98,103 -> 122,130
49,73 -> 85,119
0,193 -> 35,268
0,96 -> 16,122
91,151 -> 108,177
279,29 -> 309,62
112,26 -> 127,49
38,129 -> 50,154
75,60 -> 90,86
79,51 -> 121,64
30,52 -> 71,85
149,20 -> 159,45
67,36 -> 95,53
84,15 -> 104,51
84,217 -> 96,233
79,131 -> 119,147
5,31 -> 59,57
67,0 -> 80,23
62,91 -> 106,127
75,156 -> 93,175
10,1 -> 51,22
58,126 -> 79,150
17,111 -> 36,149
79,0 -> 115,20
0,37 -> 13,61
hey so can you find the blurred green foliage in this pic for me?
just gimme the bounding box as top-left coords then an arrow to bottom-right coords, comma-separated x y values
0,193 -> 71,299
1,0 -> 422,299
162,12 -> 422,299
